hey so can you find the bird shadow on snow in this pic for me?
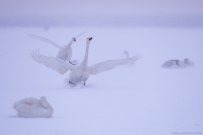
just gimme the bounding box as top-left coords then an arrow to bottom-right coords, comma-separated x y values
8,115 -> 58,119
64,78 -> 97,89
8,115 -> 19,118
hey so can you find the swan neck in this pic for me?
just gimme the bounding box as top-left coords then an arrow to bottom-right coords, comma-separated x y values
82,42 -> 90,66
66,40 -> 74,48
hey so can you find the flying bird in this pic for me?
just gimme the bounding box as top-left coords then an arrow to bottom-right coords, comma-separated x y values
28,30 -> 87,65
13,96 -> 53,118
31,37 -> 140,86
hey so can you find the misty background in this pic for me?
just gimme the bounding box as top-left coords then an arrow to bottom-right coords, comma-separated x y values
0,0 -> 203,28
1,1 -> 203,135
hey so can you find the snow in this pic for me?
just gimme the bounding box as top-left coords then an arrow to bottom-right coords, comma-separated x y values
0,27 -> 203,135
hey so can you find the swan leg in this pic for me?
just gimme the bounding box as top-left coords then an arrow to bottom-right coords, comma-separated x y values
69,60 -> 77,65
69,81 -> 76,86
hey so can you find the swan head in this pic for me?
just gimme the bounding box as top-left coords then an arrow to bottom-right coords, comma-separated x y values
72,37 -> 76,42
40,96 -> 47,102
40,96 -> 48,105
184,58 -> 190,64
86,37 -> 93,44
40,96 -> 53,110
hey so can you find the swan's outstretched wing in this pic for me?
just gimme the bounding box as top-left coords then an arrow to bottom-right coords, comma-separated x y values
75,30 -> 88,39
28,34 -> 62,49
31,49 -> 75,74
90,54 -> 140,75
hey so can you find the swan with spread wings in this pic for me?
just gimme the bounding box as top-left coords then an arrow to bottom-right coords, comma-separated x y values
28,30 -> 86,65
31,37 -> 140,86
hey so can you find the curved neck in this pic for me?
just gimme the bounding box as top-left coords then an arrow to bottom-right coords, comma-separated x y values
81,42 -> 90,66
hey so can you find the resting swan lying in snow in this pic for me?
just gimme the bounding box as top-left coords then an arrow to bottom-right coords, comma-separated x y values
31,37 -> 140,86
13,96 -> 53,118
162,58 -> 195,68
28,30 -> 86,65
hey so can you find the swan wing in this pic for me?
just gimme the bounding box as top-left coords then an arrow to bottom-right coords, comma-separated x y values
28,34 -> 62,49
75,30 -> 88,39
90,54 -> 140,75
31,49 -> 75,74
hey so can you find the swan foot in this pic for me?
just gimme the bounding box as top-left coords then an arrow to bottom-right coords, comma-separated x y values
69,60 -> 77,65
69,81 -> 76,86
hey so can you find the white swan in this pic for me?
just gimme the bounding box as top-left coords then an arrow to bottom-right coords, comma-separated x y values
13,96 -> 53,118
28,30 -> 87,65
31,37 -> 140,86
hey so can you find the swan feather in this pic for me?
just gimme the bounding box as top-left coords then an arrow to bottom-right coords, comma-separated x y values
31,49 -> 75,74
28,34 -> 62,49
90,54 -> 140,75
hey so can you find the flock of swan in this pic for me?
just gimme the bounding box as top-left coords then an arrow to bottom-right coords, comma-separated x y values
13,30 -> 195,118
13,31 -> 140,118
29,32 -> 140,86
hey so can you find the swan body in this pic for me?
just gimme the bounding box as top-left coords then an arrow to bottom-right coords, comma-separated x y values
162,58 -> 194,68
31,37 -> 140,86
13,96 -> 53,118
28,30 -> 86,64
56,38 -> 75,61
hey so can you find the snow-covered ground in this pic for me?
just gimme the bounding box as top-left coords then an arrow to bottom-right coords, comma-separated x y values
0,27 -> 203,135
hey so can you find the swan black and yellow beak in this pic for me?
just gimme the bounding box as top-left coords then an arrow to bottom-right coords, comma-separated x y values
88,37 -> 93,41
73,37 -> 76,42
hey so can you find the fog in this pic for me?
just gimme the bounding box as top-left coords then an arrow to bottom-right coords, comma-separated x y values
0,1 -> 203,135
0,0 -> 203,27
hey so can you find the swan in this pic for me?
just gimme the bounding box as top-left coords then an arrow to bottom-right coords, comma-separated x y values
123,51 -> 134,66
184,58 -> 195,67
13,96 -> 53,118
31,37 -> 140,86
28,30 -> 87,65
162,58 -> 194,68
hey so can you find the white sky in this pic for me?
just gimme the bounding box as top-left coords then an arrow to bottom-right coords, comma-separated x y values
0,0 -> 203,16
